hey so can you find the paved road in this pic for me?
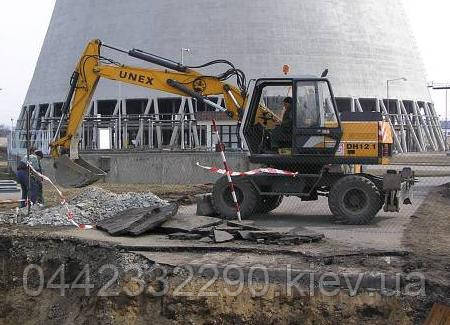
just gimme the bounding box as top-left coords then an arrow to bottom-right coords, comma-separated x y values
175,176 -> 449,254
247,176 -> 450,253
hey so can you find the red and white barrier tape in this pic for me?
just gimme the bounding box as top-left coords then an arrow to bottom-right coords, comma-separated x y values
196,163 -> 299,177
211,119 -> 242,222
26,163 -> 93,229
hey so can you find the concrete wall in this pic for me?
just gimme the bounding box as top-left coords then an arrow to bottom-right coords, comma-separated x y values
9,151 -> 450,185
36,152 -> 252,185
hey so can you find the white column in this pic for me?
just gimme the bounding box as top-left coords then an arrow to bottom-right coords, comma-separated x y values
400,101 -> 423,151
153,98 -> 162,148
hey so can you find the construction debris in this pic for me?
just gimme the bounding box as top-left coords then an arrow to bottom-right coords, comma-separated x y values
199,236 -> 214,243
168,232 -> 203,240
238,229 -> 323,244
195,193 -> 217,217
96,203 -> 178,236
165,221 -> 324,246
160,214 -> 222,233
213,226 -> 243,235
238,230 -> 284,240
0,186 -> 167,227
213,229 -> 234,243
227,220 -> 263,231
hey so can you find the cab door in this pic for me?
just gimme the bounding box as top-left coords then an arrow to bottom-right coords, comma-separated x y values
293,79 -> 342,155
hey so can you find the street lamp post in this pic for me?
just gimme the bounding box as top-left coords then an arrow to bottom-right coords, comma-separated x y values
428,82 -> 450,151
10,118 -> 14,154
386,78 -> 407,153
386,77 -> 407,114
180,48 -> 191,65
443,89 -> 447,150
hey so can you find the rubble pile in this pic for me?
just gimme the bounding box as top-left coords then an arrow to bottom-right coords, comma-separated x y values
168,221 -> 325,245
0,186 -> 167,227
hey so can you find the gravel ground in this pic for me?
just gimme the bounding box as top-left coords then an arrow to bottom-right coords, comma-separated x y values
43,183 -> 212,207
0,186 -> 167,227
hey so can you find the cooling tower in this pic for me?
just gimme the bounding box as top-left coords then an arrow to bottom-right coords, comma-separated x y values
16,0 -> 447,153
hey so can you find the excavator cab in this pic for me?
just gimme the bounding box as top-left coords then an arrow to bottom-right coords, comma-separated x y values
243,77 -> 343,168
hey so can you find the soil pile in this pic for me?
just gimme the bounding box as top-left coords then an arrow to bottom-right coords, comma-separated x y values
403,183 -> 450,287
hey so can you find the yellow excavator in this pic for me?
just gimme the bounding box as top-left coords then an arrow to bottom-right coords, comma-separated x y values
50,39 -> 414,224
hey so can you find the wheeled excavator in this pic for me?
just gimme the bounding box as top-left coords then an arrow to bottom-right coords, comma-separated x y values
50,39 -> 414,224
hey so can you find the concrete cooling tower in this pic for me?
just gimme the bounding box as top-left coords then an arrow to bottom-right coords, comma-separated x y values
15,0 -> 446,154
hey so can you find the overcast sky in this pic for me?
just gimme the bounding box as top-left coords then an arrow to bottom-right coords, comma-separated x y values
0,0 -> 449,126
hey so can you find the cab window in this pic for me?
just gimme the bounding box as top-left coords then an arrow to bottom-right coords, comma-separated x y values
296,81 -> 338,128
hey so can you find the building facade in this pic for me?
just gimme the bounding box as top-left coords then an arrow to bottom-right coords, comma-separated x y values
13,0 -> 447,155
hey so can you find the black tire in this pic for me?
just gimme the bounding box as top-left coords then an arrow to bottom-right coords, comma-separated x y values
328,175 -> 382,225
255,195 -> 283,214
211,176 -> 260,219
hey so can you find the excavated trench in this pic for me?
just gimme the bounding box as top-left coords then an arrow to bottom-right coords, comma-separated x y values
0,230 -> 447,325
0,183 -> 448,324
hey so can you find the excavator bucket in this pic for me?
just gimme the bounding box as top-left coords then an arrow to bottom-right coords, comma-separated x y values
54,155 -> 106,188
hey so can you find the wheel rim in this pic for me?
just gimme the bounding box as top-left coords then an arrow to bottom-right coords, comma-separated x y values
342,188 -> 368,213
222,185 -> 243,207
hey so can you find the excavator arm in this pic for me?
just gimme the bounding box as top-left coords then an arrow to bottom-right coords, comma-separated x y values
50,39 -> 275,187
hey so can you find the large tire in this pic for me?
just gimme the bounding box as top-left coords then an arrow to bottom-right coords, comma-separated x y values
255,195 -> 283,214
211,176 -> 260,219
328,175 -> 382,225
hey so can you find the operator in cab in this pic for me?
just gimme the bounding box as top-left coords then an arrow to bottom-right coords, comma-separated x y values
271,97 -> 293,151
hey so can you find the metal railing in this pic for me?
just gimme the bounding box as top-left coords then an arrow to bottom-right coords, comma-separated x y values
10,113 -> 241,154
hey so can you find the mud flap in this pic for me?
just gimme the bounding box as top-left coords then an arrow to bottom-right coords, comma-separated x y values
382,168 -> 415,212
54,155 -> 106,188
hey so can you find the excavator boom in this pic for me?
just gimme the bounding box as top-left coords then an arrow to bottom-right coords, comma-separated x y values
50,39 -> 252,187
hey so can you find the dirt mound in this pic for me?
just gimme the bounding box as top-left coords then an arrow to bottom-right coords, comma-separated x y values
0,186 -> 167,227
403,183 -> 450,287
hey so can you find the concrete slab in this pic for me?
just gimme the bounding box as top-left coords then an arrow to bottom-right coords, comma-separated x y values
97,204 -> 178,236
168,232 -> 203,240
160,207 -> 222,232
213,230 -> 234,243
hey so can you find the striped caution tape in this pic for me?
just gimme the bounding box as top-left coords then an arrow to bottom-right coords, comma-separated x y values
26,163 -> 94,230
196,162 -> 299,177
211,119 -> 242,221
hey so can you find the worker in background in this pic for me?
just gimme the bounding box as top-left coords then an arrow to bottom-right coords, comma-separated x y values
271,97 -> 293,151
35,150 -> 44,204
15,160 -> 29,208
21,148 -> 40,171
19,148 -> 40,205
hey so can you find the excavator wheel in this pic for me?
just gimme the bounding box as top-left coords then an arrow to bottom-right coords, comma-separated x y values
328,175 -> 382,225
211,176 -> 259,219
255,195 -> 284,214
